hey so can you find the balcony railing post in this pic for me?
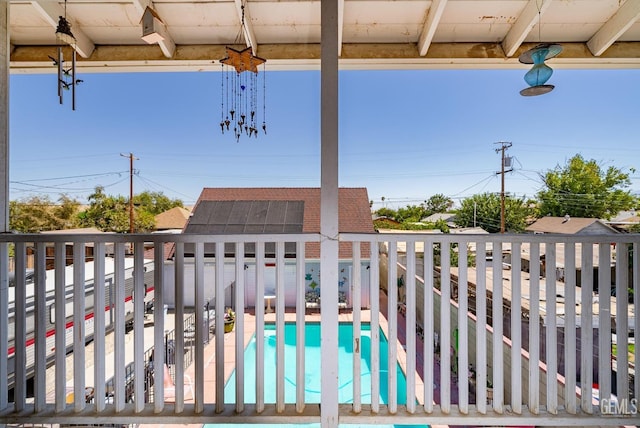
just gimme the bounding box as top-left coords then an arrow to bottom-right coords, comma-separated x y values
54,241 -> 66,413
580,243 -> 594,414
510,242 -> 522,414
545,243 -> 558,414
491,240 -> 503,413
615,243 -> 630,403
351,241 -> 362,414
458,242 -> 469,414
94,242 -> 106,413
235,242 -> 246,413
440,241 -> 451,414
295,241 -> 307,413
153,242 -> 166,412
387,241 -> 398,413
72,242 -> 86,412
14,242 -> 26,412
423,238 -> 434,413
34,241 -> 46,412
475,242 -> 487,414
564,242 -> 577,414
114,243 -> 126,412
0,242 -> 7,412
598,244 -> 612,406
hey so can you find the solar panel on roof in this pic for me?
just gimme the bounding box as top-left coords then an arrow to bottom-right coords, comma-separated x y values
265,201 -> 287,224
246,201 -> 270,225
228,201 -> 252,225
185,200 -> 304,235
210,201 -> 234,224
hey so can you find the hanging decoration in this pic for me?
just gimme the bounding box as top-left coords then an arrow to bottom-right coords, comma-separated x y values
219,3 -> 267,142
51,0 -> 82,110
518,3 -> 561,96
518,43 -> 562,96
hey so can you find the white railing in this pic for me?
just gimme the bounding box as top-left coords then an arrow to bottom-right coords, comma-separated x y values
0,232 -> 639,427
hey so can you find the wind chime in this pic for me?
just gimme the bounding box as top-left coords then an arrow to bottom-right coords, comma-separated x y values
518,3 -> 561,96
219,3 -> 267,142
52,0 -> 82,110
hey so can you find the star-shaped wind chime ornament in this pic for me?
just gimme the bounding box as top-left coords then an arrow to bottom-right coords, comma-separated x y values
219,17 -> 268,142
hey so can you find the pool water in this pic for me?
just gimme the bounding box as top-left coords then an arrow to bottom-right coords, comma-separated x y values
207,322 -> 427,428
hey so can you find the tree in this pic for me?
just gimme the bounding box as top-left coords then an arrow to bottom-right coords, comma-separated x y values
423,193 -> 454,216
455,192 -> 531,233
79,187 -> 183,233
374,207 -> 397,219
395,204 -> 428,223
537,154 -> 637,219
78,186 -> 131,232
133,191 -> 183,215
10,194 -> 80,232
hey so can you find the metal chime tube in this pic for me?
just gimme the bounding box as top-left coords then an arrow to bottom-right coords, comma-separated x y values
71,48 -> 76,111
57,46 -> 63,104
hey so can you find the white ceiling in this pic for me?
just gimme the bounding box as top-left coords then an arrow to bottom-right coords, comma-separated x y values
7,0 -> 640,73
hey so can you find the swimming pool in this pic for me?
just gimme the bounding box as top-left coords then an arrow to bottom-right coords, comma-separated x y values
207,322 -> 427,428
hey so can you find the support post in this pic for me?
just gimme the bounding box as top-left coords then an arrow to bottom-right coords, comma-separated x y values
320,0 -> 339,426
0,0 -> 9,413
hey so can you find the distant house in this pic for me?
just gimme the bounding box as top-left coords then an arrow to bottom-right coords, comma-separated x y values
421,212 -> 457,226
154,206 -> 191,232
606,210 -> 640,232
525,216 -> 619,235
163,187 -> 374,309
372,215 -> 402,229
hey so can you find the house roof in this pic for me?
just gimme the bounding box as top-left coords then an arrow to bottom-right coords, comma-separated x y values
449,227 -> 489,234
421,212 -> 457,224
195,187 -> 374,234
610,210 -> 639,222
190,187 -> 374,259
154,206 -> 191,230
40,227 -> 106,235
525,216 -> 619,235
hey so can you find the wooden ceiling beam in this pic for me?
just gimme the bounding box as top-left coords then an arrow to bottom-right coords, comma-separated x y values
587,0 -> 640,57
30,1 -> 95,58
501,0 -> 553,58
9,42 -> 640,73
417,0 -> 448,57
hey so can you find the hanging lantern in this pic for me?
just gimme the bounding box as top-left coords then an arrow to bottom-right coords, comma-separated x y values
518,43 -> 562,96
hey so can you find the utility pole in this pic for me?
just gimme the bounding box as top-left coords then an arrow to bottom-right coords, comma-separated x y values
120,153 -> 138,234
495,142 -> 512,233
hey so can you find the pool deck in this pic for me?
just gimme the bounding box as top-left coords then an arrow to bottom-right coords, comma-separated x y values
146,294 -> 463,428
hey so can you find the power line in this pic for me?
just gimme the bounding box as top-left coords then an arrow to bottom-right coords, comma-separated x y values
12,171 -> 127,183
134,174 -> 198,202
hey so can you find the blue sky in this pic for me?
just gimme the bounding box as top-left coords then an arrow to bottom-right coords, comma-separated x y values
9,67 -> 640,209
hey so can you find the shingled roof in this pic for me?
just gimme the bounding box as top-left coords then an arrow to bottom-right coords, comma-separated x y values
155,206 -> 191,230
188,187 -> 374,258
525,216 -> 619,235
195,187 -> 374,233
